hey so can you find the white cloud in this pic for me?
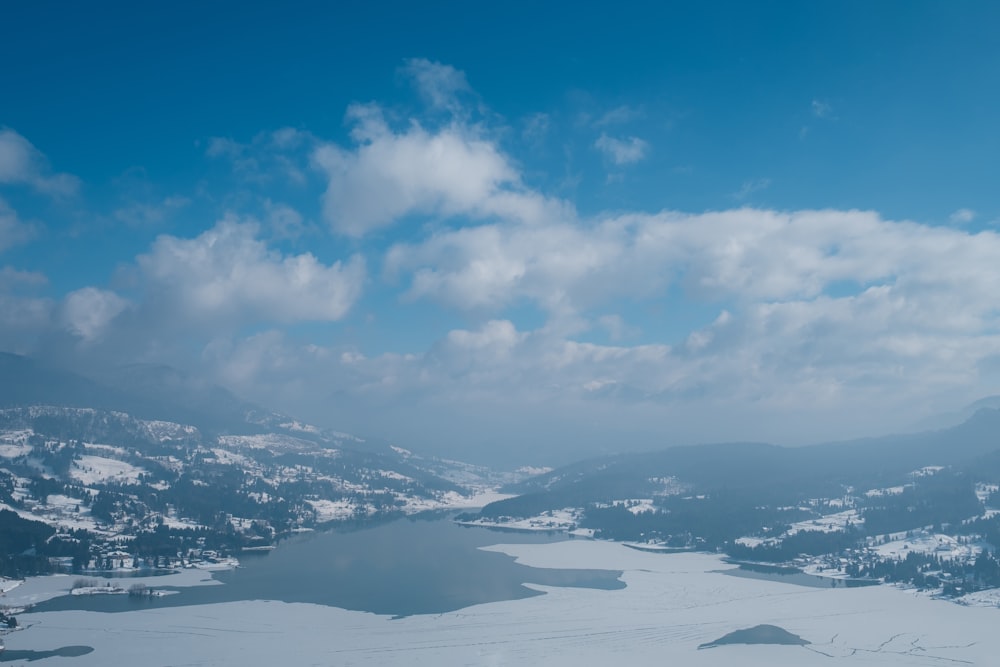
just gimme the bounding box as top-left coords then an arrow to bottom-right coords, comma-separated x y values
0,197 -> 38,251
264,200 -> 307,239
62,287 -> 129,342
379,206 -> 1000,429
594,133 -> 649,165
594,105 -> 643,127
949,208 -> 976,225
385,219 -> 633,312
732,178 -> 771,200
313,105 -> 571,236
205,128 -> 313,185
136,216 -> 365,327
812,99 -> 833,118
0,265 -> 47,289
198,204 -> 1000,460
598,314 -> 637,341
0,128 -> 79,195
205,136 -> 244,159
9,63 -> 998,462
401,58 -> 472,112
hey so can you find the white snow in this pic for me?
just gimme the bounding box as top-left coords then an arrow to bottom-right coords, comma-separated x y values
871,531 -> 983,561
307,498 -> 368,522
160,509 -> 203,530
735,536 -> 768,547
976,483 -> 999,503
138,419 -> 199,441
0,441 -> 31,458
786,509 -> 861,536
376,469 -> 412,482
958,588 -> 1000,608
279,420 -> 321,434
1,568 -> 220,609
11,540 -> 1000,666
209,448 -> 255,468
612,498 -> 657,514
189,556 -> 240,571
864,486 -> 905,497
71,455 -> 145,485
437,489 -> 515,509
457,508 -> 581,532
516,465 -> 553,476
32,493 -> 101,532
217,433 -> 316,452
0,501 -> 46,525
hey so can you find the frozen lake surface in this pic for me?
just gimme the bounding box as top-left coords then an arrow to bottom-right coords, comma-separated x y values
27,516 -> 622,617
6,519 -> 1000,665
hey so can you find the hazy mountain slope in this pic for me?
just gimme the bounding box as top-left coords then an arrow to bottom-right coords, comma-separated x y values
489,408 -> 1000,518
1,353 -> 294,437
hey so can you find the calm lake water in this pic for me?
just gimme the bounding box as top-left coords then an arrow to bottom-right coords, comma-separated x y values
33,515 -> 624,617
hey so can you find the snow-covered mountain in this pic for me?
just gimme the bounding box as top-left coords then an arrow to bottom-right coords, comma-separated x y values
0,354 -> 511,576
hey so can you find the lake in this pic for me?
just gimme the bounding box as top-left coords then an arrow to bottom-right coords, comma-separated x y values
32,514 -> 624,617
11,535 -> 1000,666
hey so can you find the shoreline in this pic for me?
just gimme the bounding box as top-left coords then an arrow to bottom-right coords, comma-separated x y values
9,538 -> 1000,665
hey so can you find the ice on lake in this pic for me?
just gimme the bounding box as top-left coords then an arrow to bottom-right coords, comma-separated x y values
9,538 -> 999,665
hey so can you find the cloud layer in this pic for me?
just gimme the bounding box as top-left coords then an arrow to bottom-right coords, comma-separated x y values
3,60 -> 999,464
135,217 -> 365,328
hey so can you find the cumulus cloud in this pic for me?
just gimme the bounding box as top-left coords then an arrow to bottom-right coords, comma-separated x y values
62,287 -> 130,342
313,105 -> 571,236
385,220 -> 633,312
377,205 -> 1000,436
388,207 -> 1000,311
0,266 -> 47,290
949,208 -> 976,225
184,198 -> 1000,461
264,199 -> 307,239
8,63 -> 998,463
594,105 -> 643,127
401,58 -> 472,112
598,314 -> 636,341
594,133 -> 649,165
0,128 -> 79,195
0,197 -> 38,251
135,216 -> 365,328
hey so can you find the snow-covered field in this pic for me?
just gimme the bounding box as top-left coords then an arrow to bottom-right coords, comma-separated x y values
457,507 -> 582,531
787,509 -> 861,535
306,498 -> 371,522
11,539 -> 1000,666
71,455 -> 145,485
871,532 -> 983,561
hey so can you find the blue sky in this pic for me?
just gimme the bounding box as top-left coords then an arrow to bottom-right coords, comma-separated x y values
3,1 -> 1000,464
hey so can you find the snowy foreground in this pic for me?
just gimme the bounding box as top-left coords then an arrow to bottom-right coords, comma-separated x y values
9,540 -> 1000,666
